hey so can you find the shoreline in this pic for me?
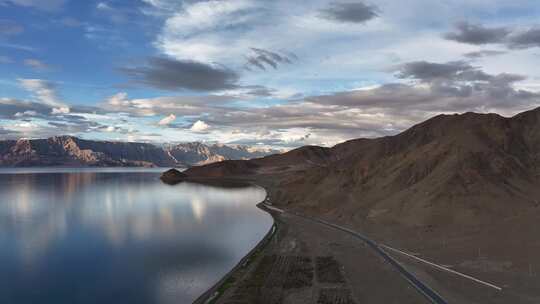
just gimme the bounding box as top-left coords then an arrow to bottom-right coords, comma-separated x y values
190,181 -> 430,304
188,177 -> 540,304
192,187 -> 278,304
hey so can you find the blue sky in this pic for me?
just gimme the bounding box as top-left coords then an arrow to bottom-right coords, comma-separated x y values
1,0 -> 540,148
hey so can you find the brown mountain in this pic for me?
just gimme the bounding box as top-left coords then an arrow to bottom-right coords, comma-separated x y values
0,136 -> 278,167
184,107 -> 540,228
180,107 -> 540,303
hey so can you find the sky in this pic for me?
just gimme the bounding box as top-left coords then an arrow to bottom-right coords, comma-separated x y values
1,0 -> 540,148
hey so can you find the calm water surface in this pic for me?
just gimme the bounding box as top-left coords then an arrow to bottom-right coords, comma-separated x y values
0,168 -> 272,304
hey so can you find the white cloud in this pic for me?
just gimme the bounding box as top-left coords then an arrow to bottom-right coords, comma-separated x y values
96,2 -> 111,10
1,0 -> 66,11
165,0 -> 254,34
106,92 -> 129,106
51,107 -> 70,114
2,0 -> 540,148
0,42 -> 36,52
152,0 -> 388,70
158,114 -> 176,125
14,110 -> 37,117
17,78 -> 69,113
101,93 -> 234,117
148,0 -> 540,98
23,58 -> 50,70
141,0 -> 176,9
155,0 -> 260,62
141,0 -> 161,6
190,120 -> 210,132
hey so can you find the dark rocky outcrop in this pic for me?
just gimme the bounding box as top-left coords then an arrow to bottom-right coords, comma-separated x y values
160,169 -> 187,184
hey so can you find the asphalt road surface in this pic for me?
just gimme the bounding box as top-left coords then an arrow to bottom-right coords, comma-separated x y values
262,204 -> 448,304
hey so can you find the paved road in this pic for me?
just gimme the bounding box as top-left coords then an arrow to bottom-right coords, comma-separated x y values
380,244 -> 502,291
261,204 -> 448,304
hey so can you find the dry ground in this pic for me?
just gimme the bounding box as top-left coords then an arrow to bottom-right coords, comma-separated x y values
212,208 -> 428,304
189,173 -> 540,303
351,211 -> 540,304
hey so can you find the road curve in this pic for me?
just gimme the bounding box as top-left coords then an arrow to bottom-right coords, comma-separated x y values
262,204 -> 448,304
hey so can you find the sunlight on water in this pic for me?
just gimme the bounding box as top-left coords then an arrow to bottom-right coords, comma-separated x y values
0,169 -> 271,304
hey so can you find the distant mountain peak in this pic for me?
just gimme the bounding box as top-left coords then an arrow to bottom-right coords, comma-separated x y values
0,136 -> 280,168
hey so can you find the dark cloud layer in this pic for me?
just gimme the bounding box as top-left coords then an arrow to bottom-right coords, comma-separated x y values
444,22 -> 510,45
396,61 -> 495,84
245,48 -> 296,71
319,1 -> 379,23
0,98 -> 119,139
445,22 -> 540,49
0,98 -> 53,118
0,125 -> 19,137
308,60 -> 538,113
3,57 -> 539,148
120,57 -> 239,91
463,50 -> 506,59
509,27 -> 540,49
398,61 -> 531,103
101,57 -> 540,147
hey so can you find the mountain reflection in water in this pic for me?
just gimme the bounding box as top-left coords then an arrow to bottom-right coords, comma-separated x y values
0,169 -> 271,304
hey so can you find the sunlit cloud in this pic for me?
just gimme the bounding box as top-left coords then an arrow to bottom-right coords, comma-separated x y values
158,114 -> 176,125
23,58 -> 50,71
17,79 -> 70,113
1,0 -> 540,149
190,120 -> 210,132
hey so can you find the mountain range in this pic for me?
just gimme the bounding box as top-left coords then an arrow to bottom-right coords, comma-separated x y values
184,106 -> 540,227
0,136 -> 279,167
166,106 -> 540,303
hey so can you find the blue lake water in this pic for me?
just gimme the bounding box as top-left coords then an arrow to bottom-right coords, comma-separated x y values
0,168 -> 272,304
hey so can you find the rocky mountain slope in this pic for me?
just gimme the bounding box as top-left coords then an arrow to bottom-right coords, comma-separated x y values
181,107 -> 540,304
185,107 -> 540,227
164,142 -> 276,167
0,136 -> 278,167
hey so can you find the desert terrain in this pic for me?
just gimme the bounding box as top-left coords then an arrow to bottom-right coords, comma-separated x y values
165,107 -> 540,303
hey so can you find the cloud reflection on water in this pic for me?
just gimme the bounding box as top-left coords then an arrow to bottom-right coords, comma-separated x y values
0,170 -> 271,304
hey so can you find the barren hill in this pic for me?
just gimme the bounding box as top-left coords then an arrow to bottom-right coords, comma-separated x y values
185,107 -> 540,228
182,108 -> 540,303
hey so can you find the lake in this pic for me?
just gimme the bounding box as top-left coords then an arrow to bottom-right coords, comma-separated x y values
0,168 -> 273,304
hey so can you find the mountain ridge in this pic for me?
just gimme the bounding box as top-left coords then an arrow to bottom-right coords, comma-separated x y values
183,106 -> 540,227
0,136 -> 280,167
179,108 -> 540,304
